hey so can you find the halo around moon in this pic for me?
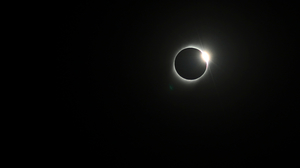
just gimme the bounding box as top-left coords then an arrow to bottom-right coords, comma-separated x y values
172,46 -> 209,83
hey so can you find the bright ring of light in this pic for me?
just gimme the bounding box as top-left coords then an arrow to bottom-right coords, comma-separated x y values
172,46 -> 209,83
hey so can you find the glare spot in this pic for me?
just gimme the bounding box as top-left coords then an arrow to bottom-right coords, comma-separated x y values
202,52 -> 210,63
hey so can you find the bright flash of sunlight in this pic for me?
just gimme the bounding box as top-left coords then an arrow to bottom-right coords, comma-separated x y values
201,52 -> 210,63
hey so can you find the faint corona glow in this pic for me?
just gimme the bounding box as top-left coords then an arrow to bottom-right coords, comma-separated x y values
172,45 -> 209,83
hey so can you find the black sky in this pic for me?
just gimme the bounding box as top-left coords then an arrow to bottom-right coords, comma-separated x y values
55,1 -> 298,166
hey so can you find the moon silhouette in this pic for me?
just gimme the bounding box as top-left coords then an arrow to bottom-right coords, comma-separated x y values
174,47 -> 208,80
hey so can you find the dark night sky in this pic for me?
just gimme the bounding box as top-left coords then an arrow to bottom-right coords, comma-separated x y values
55,1 -> 298,166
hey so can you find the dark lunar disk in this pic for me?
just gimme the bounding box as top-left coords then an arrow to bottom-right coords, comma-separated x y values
174,48 -> 207,80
